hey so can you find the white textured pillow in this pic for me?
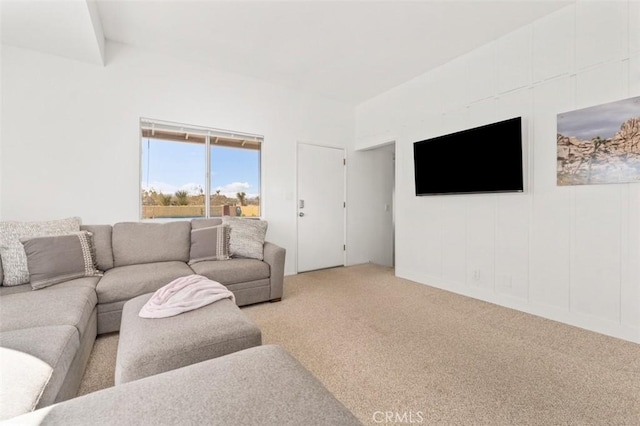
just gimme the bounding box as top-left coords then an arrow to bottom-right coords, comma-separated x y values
221,216 -> 268,260
0,347 -> 53,419
0,217 -> 81,286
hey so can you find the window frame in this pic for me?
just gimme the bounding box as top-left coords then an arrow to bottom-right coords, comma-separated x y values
139,118 -> 263,221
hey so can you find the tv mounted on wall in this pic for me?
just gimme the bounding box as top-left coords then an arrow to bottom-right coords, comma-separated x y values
413,117 -> 524,196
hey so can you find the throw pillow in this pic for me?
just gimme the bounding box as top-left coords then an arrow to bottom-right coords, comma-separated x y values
21,231 -> 102,290
221,216 -> 268,260
189,225 -> 230,265
0,217 -> 81,286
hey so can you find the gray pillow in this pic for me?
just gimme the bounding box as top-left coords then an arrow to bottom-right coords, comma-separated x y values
21,231 -> 102,290
189,225 -> 230,265
0,217 -> 81,286
221,216 -> 268,260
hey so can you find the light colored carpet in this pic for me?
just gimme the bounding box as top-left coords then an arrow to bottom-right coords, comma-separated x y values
78,264 -> 640,425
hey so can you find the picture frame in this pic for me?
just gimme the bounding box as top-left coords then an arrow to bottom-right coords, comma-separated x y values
557,96 -> 640,186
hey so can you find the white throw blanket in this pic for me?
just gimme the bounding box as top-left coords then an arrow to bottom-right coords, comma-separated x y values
139,274 -> 235,319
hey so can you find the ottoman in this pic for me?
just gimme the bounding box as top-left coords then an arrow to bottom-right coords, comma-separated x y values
115,292 -> 261,385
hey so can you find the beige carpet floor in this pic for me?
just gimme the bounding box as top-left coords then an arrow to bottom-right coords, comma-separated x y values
78,264 -> 640,425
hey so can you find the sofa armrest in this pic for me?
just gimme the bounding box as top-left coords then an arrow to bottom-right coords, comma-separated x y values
263,242 -> 286,300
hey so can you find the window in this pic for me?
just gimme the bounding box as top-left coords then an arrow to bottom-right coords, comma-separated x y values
140,118 -> 262,219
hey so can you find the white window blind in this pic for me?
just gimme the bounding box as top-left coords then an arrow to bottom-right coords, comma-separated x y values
140,118 -> 262,151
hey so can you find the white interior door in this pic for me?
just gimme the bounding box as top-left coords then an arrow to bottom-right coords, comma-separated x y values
297,143 -> 345,272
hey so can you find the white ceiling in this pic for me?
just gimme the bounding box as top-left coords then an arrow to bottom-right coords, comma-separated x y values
1,0 -> 105,65
2,1 -> 571,104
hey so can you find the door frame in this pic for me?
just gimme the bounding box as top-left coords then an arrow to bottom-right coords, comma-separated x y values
295,141 -> 347,274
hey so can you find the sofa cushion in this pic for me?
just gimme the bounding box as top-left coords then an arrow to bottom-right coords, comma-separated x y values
0,277 -> 100,297
0,217 -> 81,286
112,222 -> 191,267
189,258 -> 269,285
50,276 -> 101,291
96,261 -> 194,305
21,231 -> 102,290
0,282 -> 31,297
0,286 -> 97,339
225,279 -> 271,307
191,218 -> 223,229
81,225 -> 114,271
189,225 -> 230,264
5,345 -> 362,426
0,325 -> 79,419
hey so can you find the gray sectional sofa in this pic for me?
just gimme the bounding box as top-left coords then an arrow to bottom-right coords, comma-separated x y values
0,219 -> 286,421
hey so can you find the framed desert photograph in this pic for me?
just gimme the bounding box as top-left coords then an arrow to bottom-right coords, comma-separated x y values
557,95 -> 640,186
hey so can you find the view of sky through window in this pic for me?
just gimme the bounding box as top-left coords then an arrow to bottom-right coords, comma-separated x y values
141,139 -> 260,198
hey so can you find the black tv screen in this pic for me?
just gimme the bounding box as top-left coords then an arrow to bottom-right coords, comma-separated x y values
413,117 -> 524,196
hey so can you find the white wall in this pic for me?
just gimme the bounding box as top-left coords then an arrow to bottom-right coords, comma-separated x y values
356,2 -> 640,343
0,1 -> 3,219
0,35 -> 3,220
0,41 -> 360,276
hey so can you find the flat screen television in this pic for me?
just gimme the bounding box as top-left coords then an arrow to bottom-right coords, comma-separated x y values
413,117 -> 524,196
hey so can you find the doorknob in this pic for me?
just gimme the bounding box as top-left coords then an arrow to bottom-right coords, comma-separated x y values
299,212 -> 305,217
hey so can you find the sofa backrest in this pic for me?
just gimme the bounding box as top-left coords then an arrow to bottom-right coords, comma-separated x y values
112,222 -> 191,267
80,225 -> 114,271
191,218 -> 223,229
